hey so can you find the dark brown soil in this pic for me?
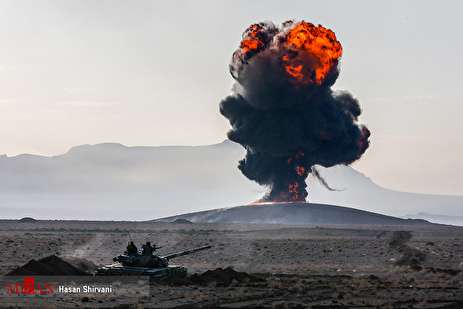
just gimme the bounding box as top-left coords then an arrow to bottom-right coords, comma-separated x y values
6,255 -> 88,276
188,267 -> 263,286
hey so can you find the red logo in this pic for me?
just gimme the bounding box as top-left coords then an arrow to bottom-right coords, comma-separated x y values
5,277 -> 55,296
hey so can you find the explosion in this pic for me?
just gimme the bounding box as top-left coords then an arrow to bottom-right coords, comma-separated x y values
220,20 -> 370,203
282,22 -> 342,85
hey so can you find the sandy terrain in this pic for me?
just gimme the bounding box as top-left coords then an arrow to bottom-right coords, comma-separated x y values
0,220 -> 462,308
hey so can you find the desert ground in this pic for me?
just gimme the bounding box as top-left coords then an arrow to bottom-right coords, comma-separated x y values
0,220 -> 462,308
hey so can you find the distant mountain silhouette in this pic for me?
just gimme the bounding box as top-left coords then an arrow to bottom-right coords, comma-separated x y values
405,212 -> 463,226
0,140 -> 461,222
156,203 -> 431,225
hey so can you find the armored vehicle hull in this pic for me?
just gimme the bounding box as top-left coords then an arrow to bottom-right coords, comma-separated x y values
96,263 -> 187,278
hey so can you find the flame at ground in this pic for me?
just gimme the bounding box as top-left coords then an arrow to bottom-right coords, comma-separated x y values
269,151 -> 308,202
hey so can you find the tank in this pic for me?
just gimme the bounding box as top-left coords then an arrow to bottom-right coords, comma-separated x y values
96,242 -> 211,278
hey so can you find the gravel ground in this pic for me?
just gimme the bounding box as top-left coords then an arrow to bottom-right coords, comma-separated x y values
0,220 -> 462,308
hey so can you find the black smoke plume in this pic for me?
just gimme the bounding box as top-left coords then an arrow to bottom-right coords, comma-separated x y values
220,20 -> 370,202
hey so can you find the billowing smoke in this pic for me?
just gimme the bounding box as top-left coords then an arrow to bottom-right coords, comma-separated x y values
220,20 -> 370,202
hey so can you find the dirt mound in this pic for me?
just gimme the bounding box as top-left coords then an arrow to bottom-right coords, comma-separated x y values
6,255 -> 89,276
158,203 -> 432,225
172,218 -> 193,224
189,267 -> 262,286
18,217 -> 37,223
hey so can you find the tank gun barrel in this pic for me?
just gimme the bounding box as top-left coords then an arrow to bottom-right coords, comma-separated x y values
162,245 -> 212,260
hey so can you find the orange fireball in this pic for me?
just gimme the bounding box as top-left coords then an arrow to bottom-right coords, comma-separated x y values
281,21 -> 343,85
233,20 -> 342,86
240,24 -> 264,54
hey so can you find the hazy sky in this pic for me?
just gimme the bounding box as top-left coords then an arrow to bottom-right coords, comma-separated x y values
0,0 -> 462,195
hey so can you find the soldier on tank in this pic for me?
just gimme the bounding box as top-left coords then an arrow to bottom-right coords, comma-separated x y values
126,241 -> 138,256
142,241 -> 154,256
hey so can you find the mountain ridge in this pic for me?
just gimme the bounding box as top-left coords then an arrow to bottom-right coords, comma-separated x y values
0,140 -> 461,222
